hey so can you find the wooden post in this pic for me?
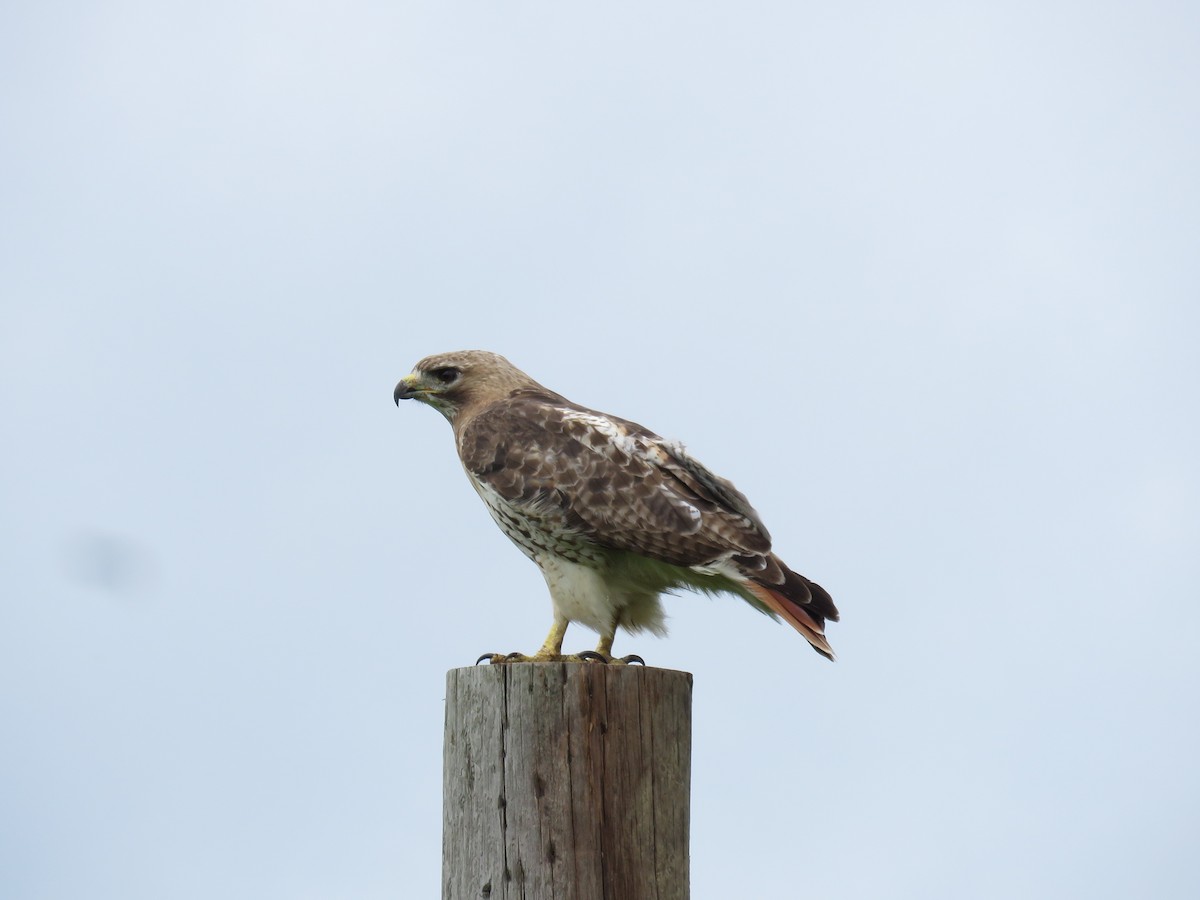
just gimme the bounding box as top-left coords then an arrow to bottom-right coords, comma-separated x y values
442,663 -> 692,900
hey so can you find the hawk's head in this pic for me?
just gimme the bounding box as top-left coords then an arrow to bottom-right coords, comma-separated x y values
394,350 -> 545,422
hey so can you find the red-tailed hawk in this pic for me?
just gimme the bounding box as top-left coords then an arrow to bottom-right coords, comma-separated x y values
394,350 -> 838,663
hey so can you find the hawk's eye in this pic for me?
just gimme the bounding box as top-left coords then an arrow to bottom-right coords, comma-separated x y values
432,366 -> 460,385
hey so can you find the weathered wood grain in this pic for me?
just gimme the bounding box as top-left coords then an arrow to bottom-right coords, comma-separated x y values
443,664 -> 692,900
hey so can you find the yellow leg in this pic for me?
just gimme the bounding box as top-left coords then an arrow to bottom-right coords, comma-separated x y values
477,619 -> 570,665
477,618 -> 642,665
534,619 -> 569,659
594,632 -> 615,658
591,620 -> 644,666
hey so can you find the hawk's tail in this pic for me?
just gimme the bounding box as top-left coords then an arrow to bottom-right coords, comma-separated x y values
743,557 -> 839,661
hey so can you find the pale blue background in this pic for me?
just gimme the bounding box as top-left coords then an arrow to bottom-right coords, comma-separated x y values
2,2 -> 1198,898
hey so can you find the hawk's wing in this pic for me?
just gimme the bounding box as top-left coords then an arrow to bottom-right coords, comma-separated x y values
457,391 -> 771,567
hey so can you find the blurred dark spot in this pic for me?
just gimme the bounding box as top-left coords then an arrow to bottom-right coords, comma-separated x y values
63,532 -> 156,594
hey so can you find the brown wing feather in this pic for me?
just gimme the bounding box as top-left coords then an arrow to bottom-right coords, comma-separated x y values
457,395 -> 770,566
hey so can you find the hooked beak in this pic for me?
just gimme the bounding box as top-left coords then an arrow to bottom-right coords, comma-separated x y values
394,374 -> 420,405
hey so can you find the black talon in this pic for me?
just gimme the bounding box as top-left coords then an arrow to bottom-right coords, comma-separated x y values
620,654 -> 646,666
476,653 -> 498,665
575,651 -> 609,663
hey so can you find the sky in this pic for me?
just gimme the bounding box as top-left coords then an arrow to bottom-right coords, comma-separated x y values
2,1 -> 1198,898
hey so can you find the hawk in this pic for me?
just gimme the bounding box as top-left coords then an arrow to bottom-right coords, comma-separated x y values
394,350 -> 838,663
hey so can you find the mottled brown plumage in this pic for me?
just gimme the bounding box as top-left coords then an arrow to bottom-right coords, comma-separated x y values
394,350 -> 838,661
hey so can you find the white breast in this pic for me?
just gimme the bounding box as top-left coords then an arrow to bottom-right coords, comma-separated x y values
536,554 -> 620,634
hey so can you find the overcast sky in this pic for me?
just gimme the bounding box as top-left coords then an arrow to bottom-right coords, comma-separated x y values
2,2 -> 1198,898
